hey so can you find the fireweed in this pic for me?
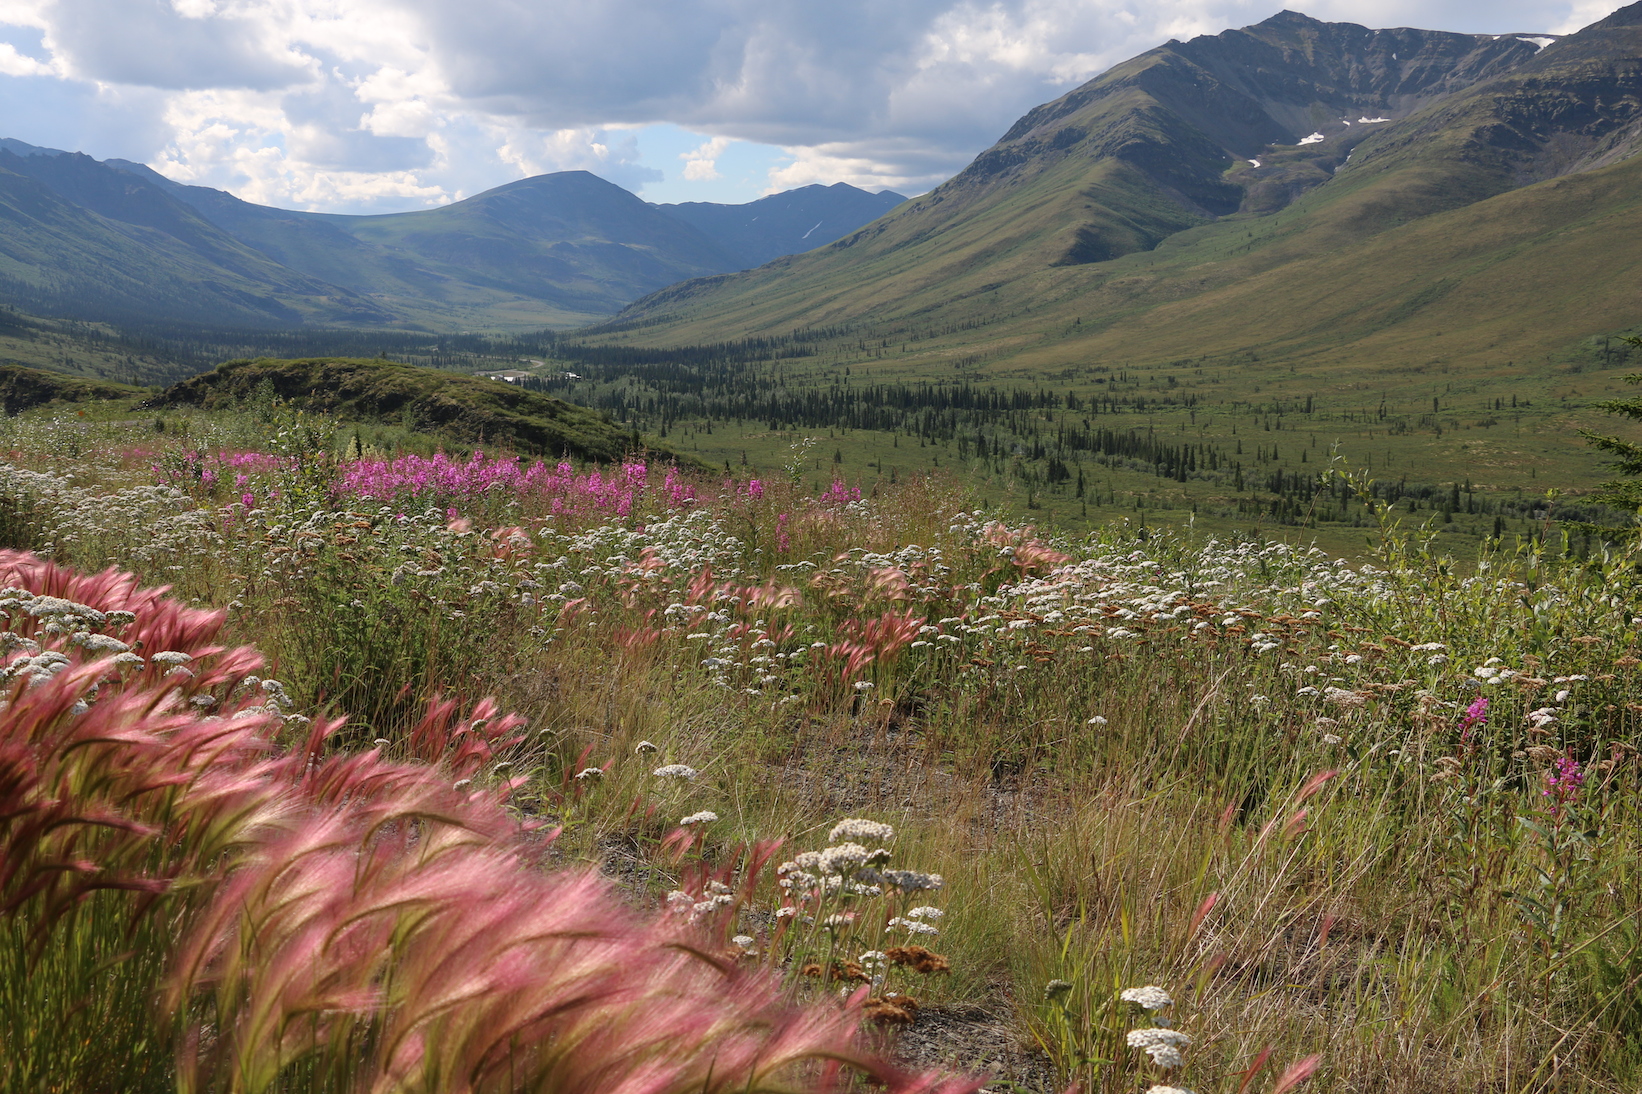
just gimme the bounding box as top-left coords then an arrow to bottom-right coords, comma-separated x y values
0,550 -> 981,1094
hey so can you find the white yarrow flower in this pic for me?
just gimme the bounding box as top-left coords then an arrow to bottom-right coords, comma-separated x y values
829,818 -> 895,843
653,764 -> 699,779
680,810 -> 719,825
1121,984 -> 1173,1010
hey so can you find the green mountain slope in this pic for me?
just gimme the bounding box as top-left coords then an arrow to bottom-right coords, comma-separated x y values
318,172 -> 739,322
602,4 -> 1642,372
0,151 -> 394,328
656,183 -> 906,268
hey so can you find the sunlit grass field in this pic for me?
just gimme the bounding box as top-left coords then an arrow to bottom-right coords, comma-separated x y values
6,402 -> 1642,1092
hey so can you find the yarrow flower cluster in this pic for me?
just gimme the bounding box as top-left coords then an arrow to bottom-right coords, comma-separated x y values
653,764 -> 699,780
1127,1027 -> 1191,1069
1120,984 -> 1174,1011
829,818 -> 895,843
680,810 -> 718,826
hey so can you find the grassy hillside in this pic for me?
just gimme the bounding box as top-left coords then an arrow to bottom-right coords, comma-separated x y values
150,356 -> 694,465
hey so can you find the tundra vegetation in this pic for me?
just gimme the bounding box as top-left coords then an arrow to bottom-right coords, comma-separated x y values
3,400 -> 1642,1094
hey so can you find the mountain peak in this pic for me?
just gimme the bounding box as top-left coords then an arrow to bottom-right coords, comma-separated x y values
1593,0 -> 1642,27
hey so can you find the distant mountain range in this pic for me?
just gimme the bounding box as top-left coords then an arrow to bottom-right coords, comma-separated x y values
0,138 -> 903,331
603,4 -> 1642,380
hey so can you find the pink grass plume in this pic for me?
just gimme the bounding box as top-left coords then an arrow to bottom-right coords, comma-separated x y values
1270,1054 -> 1323,1094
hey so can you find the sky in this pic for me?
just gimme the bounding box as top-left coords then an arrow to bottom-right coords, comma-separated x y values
0,0 -> 1619,214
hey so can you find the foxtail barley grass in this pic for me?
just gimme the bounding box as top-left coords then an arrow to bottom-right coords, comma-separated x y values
0,549 -> 982,1094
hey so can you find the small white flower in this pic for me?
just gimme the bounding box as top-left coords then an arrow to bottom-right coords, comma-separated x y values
1149,1046 -> 1185,1069
1127,1027 -> 1191,1068
1127,1028 -> 1191,1050
1121,985 -> 1173,1010
731,934 -> 756,950
905,906 -> 943,919
574,767 -> 604,780
888,917 -> 940,935
151,651 -> 192,666
829,818 -> 895,843
634,740 -> 660,754
653,764 -> 699,779
1087,715 -> 1108,725
680,810 -> 719,825
853,680 -> 874,690
818,842 -> 870,875
881,868 -> 943,892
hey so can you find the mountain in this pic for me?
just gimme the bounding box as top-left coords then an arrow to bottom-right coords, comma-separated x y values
599,4 -> 1642,377
655,184 -> 906,268
0,141 -> 905,331
0,148 -> 396,327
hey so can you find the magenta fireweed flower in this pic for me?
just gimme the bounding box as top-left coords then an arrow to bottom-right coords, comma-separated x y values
0,550 -> 978,1094
1544,757 -> 1585,818
819,479 -> 862,507
333,450 -> 666,519
1460,696 -> 1488,746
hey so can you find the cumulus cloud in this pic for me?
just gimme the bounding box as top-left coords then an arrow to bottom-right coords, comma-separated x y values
681,136 -> 731,181
0,0 -> 1619,211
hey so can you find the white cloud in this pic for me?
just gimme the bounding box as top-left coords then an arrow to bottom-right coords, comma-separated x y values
0,39 -> 51,75
0,0 -> 1621,211
681,135 -> 731,181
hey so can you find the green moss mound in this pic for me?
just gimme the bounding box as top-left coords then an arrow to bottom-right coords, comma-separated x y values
152,357 -> 687,464
0,364 -> 139,415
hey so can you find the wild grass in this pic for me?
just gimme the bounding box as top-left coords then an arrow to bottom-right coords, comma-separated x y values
6,407 -> 1642,1092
